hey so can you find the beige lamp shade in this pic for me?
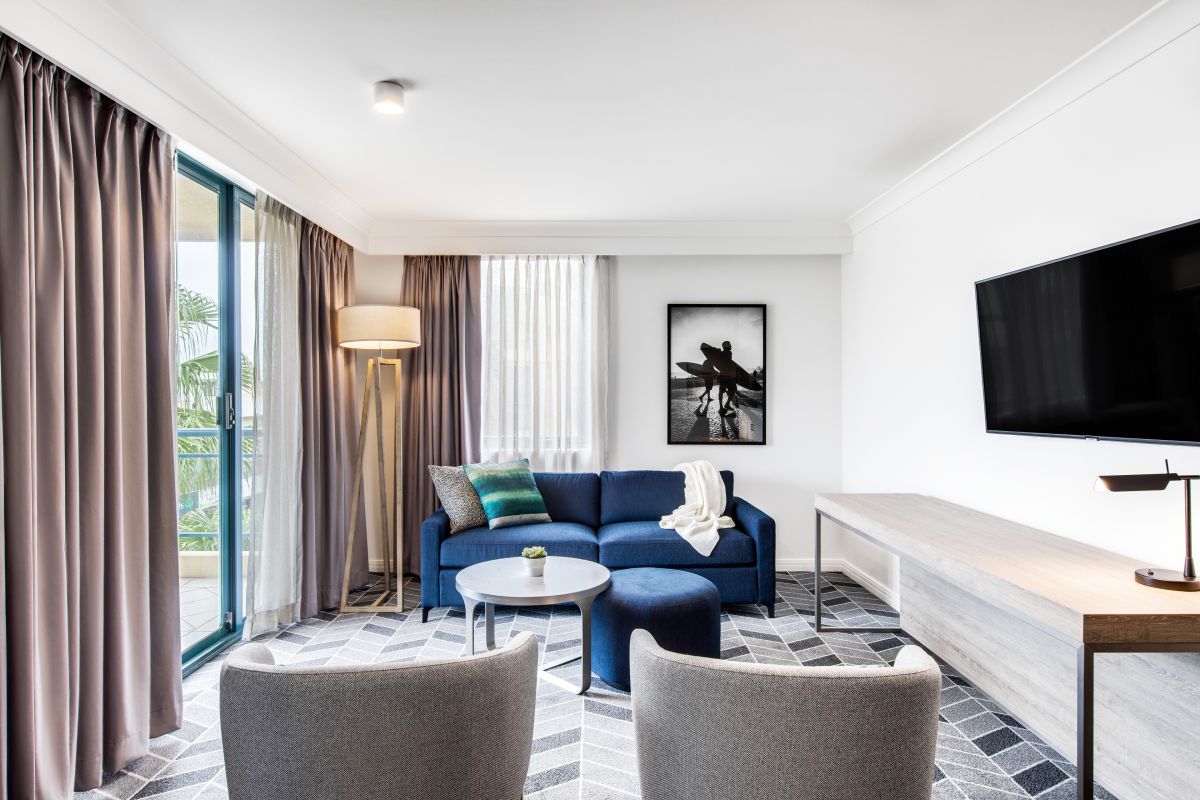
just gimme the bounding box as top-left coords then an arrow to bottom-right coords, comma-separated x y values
336,304 -> 421,350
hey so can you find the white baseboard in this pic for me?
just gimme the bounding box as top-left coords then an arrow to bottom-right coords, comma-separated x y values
775,557 -> 844,572
839,561 -> 899,608
774,557 -> 899,608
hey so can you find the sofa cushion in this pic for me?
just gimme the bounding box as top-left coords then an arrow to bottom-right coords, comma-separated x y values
533,472 -> 601,528
440,522 -> 599,568
598,521 -> 754,568
427,465 -> 488,533
599,470 -> 734,525
464,459 -> 551,529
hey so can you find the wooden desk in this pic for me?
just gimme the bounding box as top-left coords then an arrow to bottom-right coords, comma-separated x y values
814,493 -> 1200,800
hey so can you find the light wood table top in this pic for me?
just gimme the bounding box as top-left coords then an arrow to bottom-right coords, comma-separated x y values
816,493 -> 1200,645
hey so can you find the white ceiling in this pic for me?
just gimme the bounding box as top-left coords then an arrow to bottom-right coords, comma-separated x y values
7,0 -> 1165,249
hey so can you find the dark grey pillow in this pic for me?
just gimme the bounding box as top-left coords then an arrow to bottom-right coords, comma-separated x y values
428,465 -> 488,534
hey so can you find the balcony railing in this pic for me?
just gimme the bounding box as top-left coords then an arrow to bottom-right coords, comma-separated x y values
177,427 -> 253,544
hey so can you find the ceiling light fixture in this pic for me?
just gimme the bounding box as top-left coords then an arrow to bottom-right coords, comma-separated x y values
372,80 -> 405,116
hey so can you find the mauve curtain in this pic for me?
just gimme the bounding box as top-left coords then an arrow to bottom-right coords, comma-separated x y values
299,221 -> 368,610
400,256 -> 481,575
0,36 -> 182,796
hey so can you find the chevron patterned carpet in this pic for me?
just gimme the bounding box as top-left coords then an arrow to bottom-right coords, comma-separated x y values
78,572 -> 1113,800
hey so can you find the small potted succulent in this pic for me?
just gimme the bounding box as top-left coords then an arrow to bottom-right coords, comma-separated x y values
522,546 -> 548,577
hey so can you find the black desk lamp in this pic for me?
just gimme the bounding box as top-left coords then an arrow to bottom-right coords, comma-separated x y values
1095,460 -> 1199,591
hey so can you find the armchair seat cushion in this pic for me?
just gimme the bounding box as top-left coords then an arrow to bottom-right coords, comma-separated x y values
598,521 -> 755,568
440,522 -> 598,568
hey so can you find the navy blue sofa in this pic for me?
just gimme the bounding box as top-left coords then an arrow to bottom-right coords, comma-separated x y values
419,469 -> 776,621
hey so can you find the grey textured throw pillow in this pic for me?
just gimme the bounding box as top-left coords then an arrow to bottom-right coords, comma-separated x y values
428,465 -> 489,533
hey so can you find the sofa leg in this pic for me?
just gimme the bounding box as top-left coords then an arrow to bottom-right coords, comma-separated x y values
766,603 -> 775,619
421,606 -> 429,623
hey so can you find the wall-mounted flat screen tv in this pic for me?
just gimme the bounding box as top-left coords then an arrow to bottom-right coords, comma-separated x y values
975,220 -> 1200,446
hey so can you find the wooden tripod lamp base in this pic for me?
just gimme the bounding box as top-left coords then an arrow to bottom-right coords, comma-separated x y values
334,304 -> 422,614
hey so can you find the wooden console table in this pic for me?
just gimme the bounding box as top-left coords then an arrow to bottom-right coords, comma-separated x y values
814,493 -> 1200,800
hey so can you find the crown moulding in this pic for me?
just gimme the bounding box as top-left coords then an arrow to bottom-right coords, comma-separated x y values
7,0 -> 1196,254
847,0 -> 1200,237
364,220 -> 854,256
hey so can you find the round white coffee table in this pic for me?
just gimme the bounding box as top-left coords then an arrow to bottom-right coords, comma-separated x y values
456,556 -> 611,694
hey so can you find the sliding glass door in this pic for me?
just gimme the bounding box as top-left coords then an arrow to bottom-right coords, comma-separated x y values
175,153 -> 255,672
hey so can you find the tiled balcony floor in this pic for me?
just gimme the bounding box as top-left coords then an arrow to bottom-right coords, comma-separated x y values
180,577 -> 221,652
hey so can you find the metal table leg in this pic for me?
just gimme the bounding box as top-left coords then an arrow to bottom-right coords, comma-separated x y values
580,597 -> 592,692
539,596 -> 595,695
1077,645 -> 1094,800
465,601 -> 500,654
463,598 -> 478,656
485,602 -> 496,650
813,510 -> 902,635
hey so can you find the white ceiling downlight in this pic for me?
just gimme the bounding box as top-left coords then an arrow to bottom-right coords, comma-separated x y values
372,81 -> 405,116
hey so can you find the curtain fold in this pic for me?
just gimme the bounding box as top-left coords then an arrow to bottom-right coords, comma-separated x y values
298,220 -> 367,614
244,192 -> 303,639
400,256 -> 481,575
480,255 -> 608,472
0,36 -> 182,795
246,204 -> 365,636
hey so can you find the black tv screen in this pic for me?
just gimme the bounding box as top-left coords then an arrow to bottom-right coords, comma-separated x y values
975,220 -> 1200,446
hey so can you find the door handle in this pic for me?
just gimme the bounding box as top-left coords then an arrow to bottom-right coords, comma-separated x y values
216,393 -> 236,431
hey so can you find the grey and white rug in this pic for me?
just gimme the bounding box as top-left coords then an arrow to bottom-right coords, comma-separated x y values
78,572 -> 1114,800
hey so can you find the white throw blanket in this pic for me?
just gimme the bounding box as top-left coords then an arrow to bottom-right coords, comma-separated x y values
659,460 -> 734,556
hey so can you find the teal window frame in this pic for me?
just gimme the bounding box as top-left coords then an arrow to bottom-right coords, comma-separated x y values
177,152 -> 254,675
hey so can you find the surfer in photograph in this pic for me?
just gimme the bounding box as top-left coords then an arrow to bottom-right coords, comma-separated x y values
707,341 -> 739,416
675,340 -> 763,413
697,358 -> 715,402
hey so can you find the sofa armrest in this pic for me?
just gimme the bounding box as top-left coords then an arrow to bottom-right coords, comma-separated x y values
420,509 -> 452,610
733,497 -> 776,607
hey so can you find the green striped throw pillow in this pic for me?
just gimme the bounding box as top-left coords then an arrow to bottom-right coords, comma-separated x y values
463,459 -> 552,529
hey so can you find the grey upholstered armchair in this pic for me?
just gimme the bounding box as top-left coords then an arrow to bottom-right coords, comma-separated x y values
220,631 -> 539,800
630,629 -> 942,800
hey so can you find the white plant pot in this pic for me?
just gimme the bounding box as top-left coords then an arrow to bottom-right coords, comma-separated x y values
523,557 -> 546,577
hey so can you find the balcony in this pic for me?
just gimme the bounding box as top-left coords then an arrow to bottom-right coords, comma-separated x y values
178,427 -> 251,652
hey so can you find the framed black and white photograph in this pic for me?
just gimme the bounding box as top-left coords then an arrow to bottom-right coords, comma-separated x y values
668,303 -> 766,445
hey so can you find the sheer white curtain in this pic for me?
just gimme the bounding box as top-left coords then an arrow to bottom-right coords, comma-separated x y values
480,255 -> 608,471
244,192 -> 303,639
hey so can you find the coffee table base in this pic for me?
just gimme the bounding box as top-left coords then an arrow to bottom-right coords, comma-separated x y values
464,597 -> 595,695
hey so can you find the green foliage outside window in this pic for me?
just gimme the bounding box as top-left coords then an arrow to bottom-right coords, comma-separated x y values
176,286 -> 254,552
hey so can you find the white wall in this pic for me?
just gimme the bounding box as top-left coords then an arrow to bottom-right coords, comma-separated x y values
609,255 -> 842,565
840,22 -> 1200,594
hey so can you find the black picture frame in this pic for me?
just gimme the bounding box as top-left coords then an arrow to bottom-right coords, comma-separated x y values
667,303 -> 767,445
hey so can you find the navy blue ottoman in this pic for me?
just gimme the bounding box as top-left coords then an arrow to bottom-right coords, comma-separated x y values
592,568 -> 721,691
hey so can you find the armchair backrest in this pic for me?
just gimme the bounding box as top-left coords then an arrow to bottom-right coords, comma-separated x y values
220,631 -> 539,800
630,629 -> 941,800
599,470 -> 734,524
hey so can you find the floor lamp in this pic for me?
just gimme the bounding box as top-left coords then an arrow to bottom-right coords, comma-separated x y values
336,304 -> 421,612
